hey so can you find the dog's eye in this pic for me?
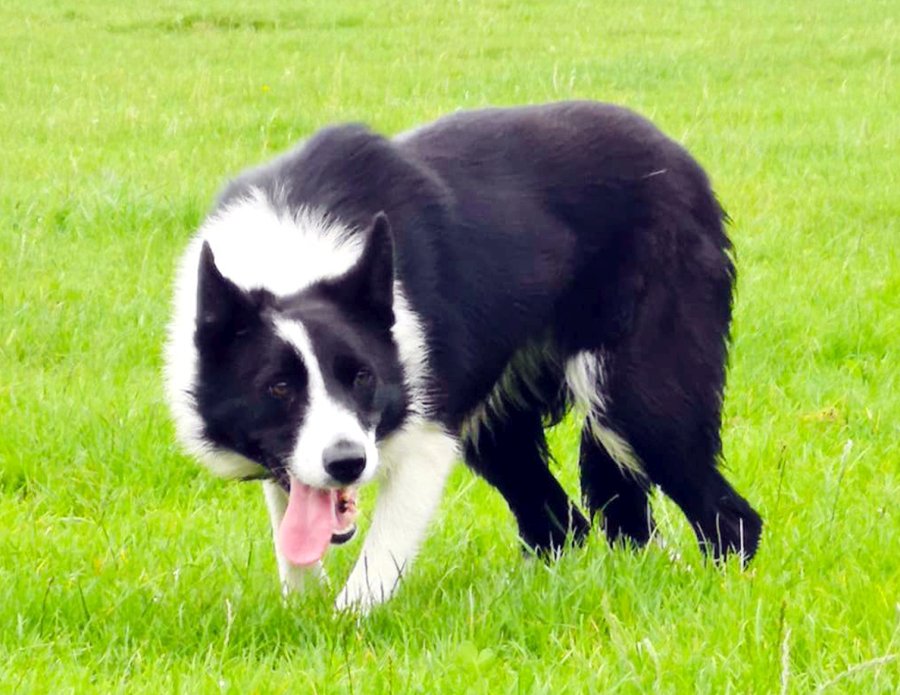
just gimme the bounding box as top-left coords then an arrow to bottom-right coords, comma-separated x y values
353,368 -> 374,392
268,381 -> 292,400
335,355 -> 372,389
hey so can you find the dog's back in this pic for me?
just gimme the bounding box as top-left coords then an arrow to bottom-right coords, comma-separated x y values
380,102 -> 758,560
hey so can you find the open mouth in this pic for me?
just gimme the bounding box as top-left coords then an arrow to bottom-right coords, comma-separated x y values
277,477 -> 359,567
331,488 -> 358,545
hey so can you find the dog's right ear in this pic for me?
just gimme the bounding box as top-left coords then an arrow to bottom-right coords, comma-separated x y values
196,242 -> 256,339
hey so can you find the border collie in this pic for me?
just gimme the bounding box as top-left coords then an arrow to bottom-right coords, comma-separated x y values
165,101 -> 762,612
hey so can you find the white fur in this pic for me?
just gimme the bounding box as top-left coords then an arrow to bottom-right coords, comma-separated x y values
274,318 -> 380,489
391,286 -> 433,419
164,190 -> 363,477
335,423 -> 458,613
565,351 -> 644,477
194,189 -> 362,296
262,480 -> 323,594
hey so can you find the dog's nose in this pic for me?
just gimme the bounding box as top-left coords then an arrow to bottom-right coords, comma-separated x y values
323,440 -> 366,484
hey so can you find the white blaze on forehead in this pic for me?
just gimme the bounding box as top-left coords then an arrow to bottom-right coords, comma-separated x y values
163,188 -> 364,477
273,318 -> 379,488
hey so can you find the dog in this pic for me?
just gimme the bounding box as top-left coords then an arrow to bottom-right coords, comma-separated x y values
165,101 -> 762,612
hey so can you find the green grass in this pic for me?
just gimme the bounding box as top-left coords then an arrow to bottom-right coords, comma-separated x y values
1,0 -> 898,691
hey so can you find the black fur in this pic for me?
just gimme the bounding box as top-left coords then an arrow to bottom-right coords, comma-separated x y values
209,101 -> 762,561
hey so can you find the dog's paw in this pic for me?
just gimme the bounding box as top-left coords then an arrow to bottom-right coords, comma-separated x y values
279,561 -> 325,599
334,566 -> 398,615
334,582 -> 387,615
334,586 -> 376,615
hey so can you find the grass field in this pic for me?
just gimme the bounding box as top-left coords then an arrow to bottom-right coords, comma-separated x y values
1,0 -> 898,691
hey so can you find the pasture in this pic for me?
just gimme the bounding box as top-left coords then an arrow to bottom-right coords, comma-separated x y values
1,0 -> 897,691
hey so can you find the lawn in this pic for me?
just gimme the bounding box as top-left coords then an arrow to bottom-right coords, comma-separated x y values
1,0 -> 898,692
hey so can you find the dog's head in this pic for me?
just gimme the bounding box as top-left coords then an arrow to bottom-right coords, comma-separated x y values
165,192 -> 409,561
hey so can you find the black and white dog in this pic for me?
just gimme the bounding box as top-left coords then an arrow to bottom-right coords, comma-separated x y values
165,101 -> 762,612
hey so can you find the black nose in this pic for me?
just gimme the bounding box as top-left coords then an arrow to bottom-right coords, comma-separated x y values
323,440 -> 366,484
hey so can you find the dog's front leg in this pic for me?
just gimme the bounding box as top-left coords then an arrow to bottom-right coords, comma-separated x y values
336,425 -> 457,613
263,480 -> 324,596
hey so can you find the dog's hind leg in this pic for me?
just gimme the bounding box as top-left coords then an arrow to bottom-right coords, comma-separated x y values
579,422 -> 655,547
566,352 -> 655,547
602,278 -> 763,563
262,480 -> 324,596
462,406 -> 590,556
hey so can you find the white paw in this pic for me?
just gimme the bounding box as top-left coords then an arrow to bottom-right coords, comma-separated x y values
278,562 -> 325,599
334,563 -> 401,614
334,585 -> 377,615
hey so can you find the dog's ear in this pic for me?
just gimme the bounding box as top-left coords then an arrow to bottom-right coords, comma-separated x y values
336,212 -> 395,324
196,241 -> 257,339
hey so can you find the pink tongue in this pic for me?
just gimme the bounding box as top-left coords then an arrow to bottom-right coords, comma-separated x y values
277,478 -> 336,567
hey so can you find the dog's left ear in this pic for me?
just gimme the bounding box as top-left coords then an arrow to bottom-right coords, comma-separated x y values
335,212 -> 395,324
